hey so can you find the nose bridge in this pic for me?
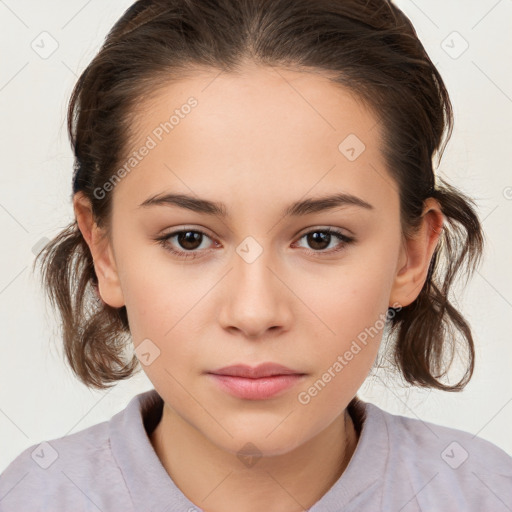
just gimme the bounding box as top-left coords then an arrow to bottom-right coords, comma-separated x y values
233,234 -> 280,302
217,234 -> 290,336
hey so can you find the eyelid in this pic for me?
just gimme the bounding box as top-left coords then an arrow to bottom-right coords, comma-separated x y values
159,225 -> 353,243
295,225 -> 353,238
159,224 -> 216,239
155,225 -> 355,261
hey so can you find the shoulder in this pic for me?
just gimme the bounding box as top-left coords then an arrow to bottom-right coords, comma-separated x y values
367,402 -> 512,511
0,415 -> 133,512
377,403 -> 512,474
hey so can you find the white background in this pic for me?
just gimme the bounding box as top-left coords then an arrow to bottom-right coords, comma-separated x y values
0,0 -> 511,473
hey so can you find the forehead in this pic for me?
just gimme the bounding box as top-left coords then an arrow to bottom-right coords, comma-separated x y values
113,64 -> 397,217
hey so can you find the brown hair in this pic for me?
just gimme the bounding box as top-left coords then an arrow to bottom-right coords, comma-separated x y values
33,0 -> 484,391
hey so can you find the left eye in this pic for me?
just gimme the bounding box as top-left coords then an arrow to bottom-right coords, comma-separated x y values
155,228 -> 354,260
293,228 -> 354,253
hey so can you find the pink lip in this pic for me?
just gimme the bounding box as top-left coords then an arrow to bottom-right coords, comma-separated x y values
208,374 -> 305,400
208,363 -> 304,379
206,363 -> 306,400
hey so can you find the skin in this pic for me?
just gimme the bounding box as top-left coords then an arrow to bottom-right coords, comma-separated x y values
74,62 -> 444,512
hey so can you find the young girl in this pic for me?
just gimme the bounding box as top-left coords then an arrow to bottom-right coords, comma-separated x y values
1,0 -> 511,510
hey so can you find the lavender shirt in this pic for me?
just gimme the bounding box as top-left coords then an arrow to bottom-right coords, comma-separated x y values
1,389 -> 511,511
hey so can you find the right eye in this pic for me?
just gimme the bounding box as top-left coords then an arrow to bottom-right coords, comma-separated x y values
155,229 -> 218,260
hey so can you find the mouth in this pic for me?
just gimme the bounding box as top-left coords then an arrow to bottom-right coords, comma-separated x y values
207,362 -> 306,379
206,363 -> 307,400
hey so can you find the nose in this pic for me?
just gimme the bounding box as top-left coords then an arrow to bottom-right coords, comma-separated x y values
216,246 -> 293,339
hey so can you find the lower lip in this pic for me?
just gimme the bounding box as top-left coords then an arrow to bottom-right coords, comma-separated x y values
207,374 -> 305,400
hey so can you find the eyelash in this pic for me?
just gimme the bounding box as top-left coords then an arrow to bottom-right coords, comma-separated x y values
154,227 -> 355,260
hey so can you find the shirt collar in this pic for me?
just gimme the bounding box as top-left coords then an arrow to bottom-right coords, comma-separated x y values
109,389 -> 388,512
109,389 -> 199,512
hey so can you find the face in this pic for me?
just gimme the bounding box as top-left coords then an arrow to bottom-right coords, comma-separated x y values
78,63 -> 441,457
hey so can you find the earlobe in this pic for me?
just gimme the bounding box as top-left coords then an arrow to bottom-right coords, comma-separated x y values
73,192 -> 125,308
389,198 -> 444,308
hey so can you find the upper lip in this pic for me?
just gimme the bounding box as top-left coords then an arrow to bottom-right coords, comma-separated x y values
208,363 -> 305,379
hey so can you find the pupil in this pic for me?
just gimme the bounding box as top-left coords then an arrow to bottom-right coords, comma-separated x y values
178,231 -> 201,250
308,232 -> 330,250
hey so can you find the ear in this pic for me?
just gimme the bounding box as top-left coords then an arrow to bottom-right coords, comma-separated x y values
389,197 -> 444,308
73,192 -> 125,308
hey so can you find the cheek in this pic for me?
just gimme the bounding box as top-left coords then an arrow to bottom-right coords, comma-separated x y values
117,243 -> 202,338
296,251 -> 396,393
296,261 -> 392,346
120,265 -> 210,384
296,297 -> 386,426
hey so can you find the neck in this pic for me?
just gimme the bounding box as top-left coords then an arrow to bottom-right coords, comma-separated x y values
149,400 -> 361,512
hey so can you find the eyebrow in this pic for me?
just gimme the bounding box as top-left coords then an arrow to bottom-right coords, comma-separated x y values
138,192 -> 374,218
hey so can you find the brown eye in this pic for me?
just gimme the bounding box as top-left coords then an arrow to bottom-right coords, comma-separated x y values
176,231 -> 203,250
306,231 -> 331,250
294,228 -> 355,255
155,227 -> 355,261
155,229 -> 215,260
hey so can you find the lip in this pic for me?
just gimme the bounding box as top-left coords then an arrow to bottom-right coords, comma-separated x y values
208,363 -> 304,379
206,363 -> 306,400
207,374 -> 305,400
